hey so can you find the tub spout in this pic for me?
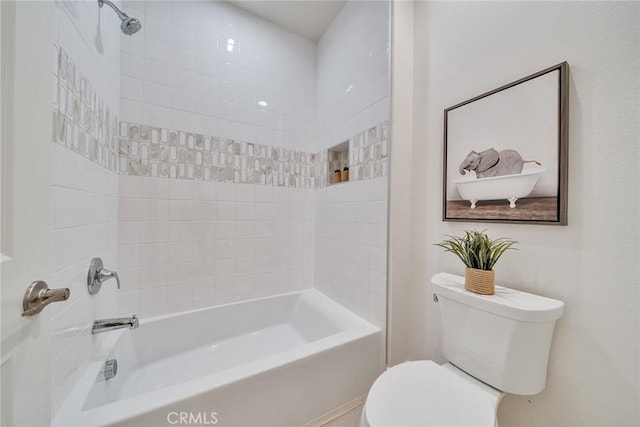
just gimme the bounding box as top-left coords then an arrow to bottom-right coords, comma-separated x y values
92,315 -> 139,334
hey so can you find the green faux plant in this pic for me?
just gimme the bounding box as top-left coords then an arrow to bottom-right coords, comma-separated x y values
435,230 -> 517,271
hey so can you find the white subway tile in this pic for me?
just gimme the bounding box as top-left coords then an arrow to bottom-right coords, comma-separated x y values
141,286 -> 168,316
170,66 -> 195,92
168,179 -> 194,199
140,243 -> 169,266
140,221 -> 169,243
142,199 -> 169,221
194,181 -> 216,200
215,220 -> 236,240
216,201 -> 236,220
168,241 -> 195,263
117,266 -> 142,290
145,37 -> 172,63
169,200 -> 194,221
193,201 -> 215,221
143,104 -> 173,128
169,221 -> 196,242
215,258 -> 235,278
143,58 -> 172,85
140,264 -> 168,288
119,222 -> 141,245
117,290 -> 141,316
215,240 -> 236,259
143,81 -> 171,107
119,198 -> 143,222
119,244 -> 141,268
194,222 -> 215,242
167,283 -> 194,309
121,76 -> 144,102
216,182 -> 236,201
122,53 -> 144,79
141,177 -> 169,199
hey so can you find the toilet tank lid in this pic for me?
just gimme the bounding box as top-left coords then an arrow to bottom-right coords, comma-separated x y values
431,273 -> 565,322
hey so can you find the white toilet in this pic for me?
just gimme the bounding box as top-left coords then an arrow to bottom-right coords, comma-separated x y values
362,272 -> 564,427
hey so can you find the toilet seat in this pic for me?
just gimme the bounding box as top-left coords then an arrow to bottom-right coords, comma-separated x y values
362,361 -> 504,427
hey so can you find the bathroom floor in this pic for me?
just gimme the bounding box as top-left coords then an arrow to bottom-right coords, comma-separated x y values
321,405 -> 363,427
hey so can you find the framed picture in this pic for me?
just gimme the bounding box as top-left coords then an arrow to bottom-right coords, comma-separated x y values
443,62 -> 569,225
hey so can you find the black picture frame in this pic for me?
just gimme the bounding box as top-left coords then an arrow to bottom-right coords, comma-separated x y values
443,62 -> 569,225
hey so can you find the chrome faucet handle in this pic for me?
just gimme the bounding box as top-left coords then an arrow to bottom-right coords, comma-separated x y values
98,267 -> 120,289
88,257 -> 121,295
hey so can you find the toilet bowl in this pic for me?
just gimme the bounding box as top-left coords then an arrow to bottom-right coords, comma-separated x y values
361,361 -> 503,427
362,273 -> 564,427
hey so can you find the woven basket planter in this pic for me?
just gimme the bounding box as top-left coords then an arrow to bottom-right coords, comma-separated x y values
465,268 -> 495,295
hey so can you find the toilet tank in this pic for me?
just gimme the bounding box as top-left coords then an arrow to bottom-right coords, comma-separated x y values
431,273 -> 564,395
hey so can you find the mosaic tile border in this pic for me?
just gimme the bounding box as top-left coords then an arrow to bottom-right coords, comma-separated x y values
315,121 -> 390,188
51,47 -> 388,188
52,45 -> 119,172
118,122 -> 318,188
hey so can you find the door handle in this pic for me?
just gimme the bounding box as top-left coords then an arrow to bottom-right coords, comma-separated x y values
22,280 -> 70,316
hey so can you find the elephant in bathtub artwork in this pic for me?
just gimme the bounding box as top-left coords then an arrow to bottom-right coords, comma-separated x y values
456,148 -> 545,208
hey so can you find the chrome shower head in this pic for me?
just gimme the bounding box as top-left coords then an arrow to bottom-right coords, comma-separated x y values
98,0 -> 142,36
121,17 -> 142,36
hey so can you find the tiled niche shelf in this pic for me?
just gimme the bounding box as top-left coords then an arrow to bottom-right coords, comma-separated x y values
328,141 -> 350,185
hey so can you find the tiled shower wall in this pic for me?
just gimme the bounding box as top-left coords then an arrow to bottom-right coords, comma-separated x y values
49,0 -> 390,415
116,176 -> 314,317
316,1 -> 390,149
50,0 -> 121,416
314,177 -> 388,331
119,0 -> 317,152
314,0 -> 390,332
115,0 -> 390,322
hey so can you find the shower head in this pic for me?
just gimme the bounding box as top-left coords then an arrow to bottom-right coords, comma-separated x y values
98,0 -> 142,36
121,17 -> 142,36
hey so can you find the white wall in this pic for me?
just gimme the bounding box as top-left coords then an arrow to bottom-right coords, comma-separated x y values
316,0 -> 389,151
404,2 -> 639,426
51,0 -> 121,416
117,176 -> 314,317
120,0 -> 316,152
314,177 -> 388,330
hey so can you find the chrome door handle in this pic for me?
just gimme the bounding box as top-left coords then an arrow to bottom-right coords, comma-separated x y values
87,257 -> 120,295
22,281 -> 70,316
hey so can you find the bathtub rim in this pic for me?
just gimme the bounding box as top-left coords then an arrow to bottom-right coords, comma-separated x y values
455,167 -> 546,185
53,289 -> 381,427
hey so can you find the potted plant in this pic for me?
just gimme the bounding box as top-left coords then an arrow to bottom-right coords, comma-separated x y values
341,166 -> 349,182
435,230 -> 517,295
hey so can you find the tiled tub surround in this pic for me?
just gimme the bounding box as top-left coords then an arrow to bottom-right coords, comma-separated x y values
51,10 -> 120,413
314,177 -> 388,331
117,176 -> 315,317
49,0 -> 391,419
53,46 -> 119,173
316,0 -> 390,150
120,0 -> 317,153
53,45 -> 388,322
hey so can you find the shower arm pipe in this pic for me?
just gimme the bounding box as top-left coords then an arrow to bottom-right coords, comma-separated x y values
98,0 -> 130,21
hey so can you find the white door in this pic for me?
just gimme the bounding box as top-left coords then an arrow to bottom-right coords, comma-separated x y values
0,1 -> 55,426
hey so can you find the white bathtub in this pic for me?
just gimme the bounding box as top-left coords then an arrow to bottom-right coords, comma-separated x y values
455,167 -> 546,208
53,290 -> 382,427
